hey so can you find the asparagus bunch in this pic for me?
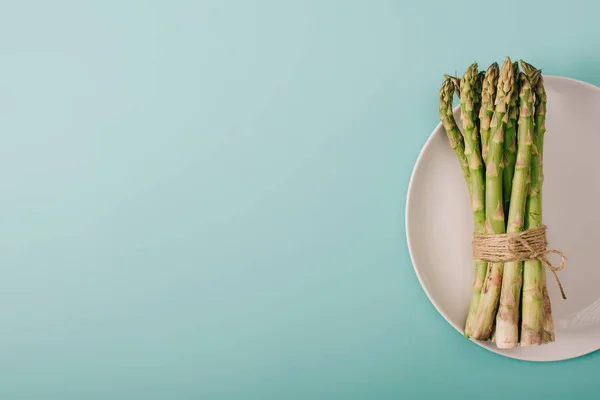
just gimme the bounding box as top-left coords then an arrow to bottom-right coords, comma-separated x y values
438,57 -> 558,347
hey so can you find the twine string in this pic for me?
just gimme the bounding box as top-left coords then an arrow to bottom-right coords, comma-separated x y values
472,225 -> 567,299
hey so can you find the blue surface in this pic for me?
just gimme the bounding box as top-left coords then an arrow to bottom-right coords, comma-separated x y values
1,0 -> 600,398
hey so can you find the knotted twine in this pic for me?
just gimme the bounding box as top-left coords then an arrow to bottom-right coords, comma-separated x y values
472,225 -> 567,299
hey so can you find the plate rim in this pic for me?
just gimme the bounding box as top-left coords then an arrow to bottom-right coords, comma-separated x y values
405,75 -> 600,362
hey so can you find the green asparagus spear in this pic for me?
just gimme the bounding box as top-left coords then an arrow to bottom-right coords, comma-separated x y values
479,63 -> 499,167
520,60 -> 550,346
440,78 -> 470,191
502,62 -> 520,218
495,72 -> 534,348
456,64 -> 488,337
440,75 -> 489,337
470,57 -> 514,340
542,269 -> 555,343
464,64 -> 498,336
459,63 -> 486,236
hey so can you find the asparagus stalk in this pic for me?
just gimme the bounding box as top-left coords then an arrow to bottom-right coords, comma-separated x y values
535,73 -> 555,344
440,75 -> 489,337
520,60 -> 549,346
467,63 -> 498,338
440,78 -> 470,191
479,63 -> 499,167
459,63 -> 485,233
456,63 -> 488,337
502,62 -> 520,218
495,72 -> 534,348
470,57 -> 514,340
542,268 -> 555,343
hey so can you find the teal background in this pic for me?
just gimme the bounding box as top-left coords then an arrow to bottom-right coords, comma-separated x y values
2,0 -> 599,398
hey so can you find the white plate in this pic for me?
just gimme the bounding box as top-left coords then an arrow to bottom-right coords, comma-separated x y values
406,76 -> 600,362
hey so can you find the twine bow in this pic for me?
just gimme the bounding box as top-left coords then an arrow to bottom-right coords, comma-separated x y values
472,225 -> 567,299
